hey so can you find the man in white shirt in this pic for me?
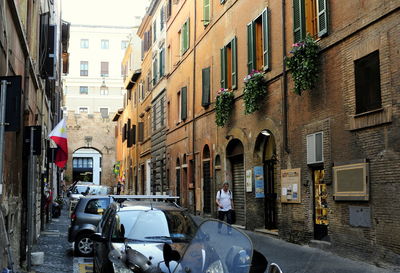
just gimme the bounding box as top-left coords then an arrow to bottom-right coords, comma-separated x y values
216,182 -> 234,234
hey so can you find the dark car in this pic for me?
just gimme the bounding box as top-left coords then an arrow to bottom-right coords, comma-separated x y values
92,196 -> 197,273
68,196 -> 113,256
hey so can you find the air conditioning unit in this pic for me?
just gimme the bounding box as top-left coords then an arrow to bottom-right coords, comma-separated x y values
306,132 -> 323,165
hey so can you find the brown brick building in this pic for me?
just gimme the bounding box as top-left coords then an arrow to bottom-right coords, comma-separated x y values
117,0 -> 400,268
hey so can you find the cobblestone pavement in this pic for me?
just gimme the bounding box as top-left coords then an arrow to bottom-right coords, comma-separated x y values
30,205 -> 73,273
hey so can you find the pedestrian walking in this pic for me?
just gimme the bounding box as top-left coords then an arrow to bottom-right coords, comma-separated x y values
216,182 -> 235,234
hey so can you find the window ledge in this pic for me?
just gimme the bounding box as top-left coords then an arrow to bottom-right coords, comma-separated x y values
349,106 -> 392,131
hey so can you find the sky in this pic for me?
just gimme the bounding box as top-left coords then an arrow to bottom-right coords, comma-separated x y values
61,0 -> 150,26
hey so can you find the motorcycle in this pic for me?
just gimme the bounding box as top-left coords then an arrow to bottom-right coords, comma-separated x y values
108,219 -> 284,273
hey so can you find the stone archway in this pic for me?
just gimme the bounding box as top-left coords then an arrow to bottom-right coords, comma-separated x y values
72,147 -> 102,185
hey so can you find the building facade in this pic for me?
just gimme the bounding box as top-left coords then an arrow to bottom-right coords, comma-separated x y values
63,24 -> 132,186
0,0 -> 68,270
115,0 -> 400,269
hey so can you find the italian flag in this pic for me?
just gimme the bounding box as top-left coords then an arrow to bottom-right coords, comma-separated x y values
48,118 -> 68,168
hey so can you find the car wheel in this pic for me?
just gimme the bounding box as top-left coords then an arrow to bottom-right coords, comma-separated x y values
74,233 -> 94,257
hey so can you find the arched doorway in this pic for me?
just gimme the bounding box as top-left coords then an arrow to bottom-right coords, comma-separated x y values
214,155 -> 222,216
176,158 -> 181,205
254,129 -> 277,229
226,139 -> 245,226
202,145 -> 211,214
72,148 -> 102,184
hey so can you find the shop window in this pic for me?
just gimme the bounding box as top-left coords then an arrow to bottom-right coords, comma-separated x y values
354,51 -> 381,114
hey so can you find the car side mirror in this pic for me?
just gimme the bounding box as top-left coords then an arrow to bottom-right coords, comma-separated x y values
90,233 -> 107,242
268,263 -> 284,273
163,243 -> 181,269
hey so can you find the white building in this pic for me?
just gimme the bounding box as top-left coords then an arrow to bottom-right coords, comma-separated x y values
63,24 -> 134,116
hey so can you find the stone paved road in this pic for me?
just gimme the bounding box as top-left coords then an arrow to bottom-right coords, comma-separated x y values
30,205 -> 73,273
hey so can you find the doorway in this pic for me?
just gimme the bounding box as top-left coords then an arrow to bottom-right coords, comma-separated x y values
227,139 -> 245,226
313,169 -> 329,241
202,145 -> 211,214
176,158 -> 181,205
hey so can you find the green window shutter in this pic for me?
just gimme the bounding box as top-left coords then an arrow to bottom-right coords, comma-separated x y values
293,0 -> 305,43
262,8 -> 270,71
203,0 -> 210,25
159,49 -> 165,77
247,22 -> 255,74
127,119 -> 132,147
181,86 -> 187,120
317,0 -> 328,37
220,47 -> 226,88
132,125 -> 136,145
231,37 -> 237,90
202,67 -> 211,107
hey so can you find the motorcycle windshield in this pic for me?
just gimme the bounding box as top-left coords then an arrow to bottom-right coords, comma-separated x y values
173,220 -> 253,273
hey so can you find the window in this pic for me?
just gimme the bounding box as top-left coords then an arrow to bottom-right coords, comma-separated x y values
100,108 -> 109,118
354,51 -> 381,114
333,162 -> 369,201
80,86 -> 88,95
153,20 -> 157,42
306,132 -> 323,165
247,9 -> 270,73
159,48 -> 165,77
180,19 -> 189,55
85,199 -> 109,215
121,40 -> 129,49
101,39 -> 109,49
80,39 -> 89,48
80,61 -> 88,76
160,6 -> 165,30
203,0 -> 210,26
293,0 -> 328,42
100,87 -> 109,96
167,0 -> 172,19
160,96 -> 164,127
79,107 -> 88,113
73,157 -> 93,168
220,37 -> 237,89
101,62 -> 109,77
201,67 -> 210,107
152,56 -> 158,85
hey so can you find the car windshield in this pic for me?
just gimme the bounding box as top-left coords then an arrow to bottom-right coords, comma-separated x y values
121,210 -> 196,243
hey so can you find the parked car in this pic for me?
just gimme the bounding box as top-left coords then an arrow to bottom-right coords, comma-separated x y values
68,195 -> 113,256
68,184 -> 112,217
92,196 -> 196,273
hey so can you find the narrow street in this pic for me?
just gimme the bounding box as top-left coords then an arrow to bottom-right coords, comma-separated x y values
29,206 -> 397,273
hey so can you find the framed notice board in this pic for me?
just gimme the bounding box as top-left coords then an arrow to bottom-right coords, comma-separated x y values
281,168 -> 301,203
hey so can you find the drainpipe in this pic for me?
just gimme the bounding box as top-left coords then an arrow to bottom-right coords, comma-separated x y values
192,0 -> 197,213
282,0 -> 289,154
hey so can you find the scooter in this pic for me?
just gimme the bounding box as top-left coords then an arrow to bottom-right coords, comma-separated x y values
108,219 -> 284,273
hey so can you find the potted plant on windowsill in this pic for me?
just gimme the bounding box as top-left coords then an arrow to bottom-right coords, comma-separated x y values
286,34 -> 320,95
243,70 -> 268,114
215,88 -> 234,127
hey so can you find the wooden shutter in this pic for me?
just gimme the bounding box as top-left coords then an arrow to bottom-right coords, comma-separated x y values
262,9 -> 270,71
317,0 -> 328,37
231,37 -> 237,89
127,119 -> 132,147
122,124 -> 127,142
138,122 -> 144,142
247,22 -> 255,74
293,0 -> 305,42
159,49 -> 165,77
153,104 -> 157,131
133,125 -> 137,144
220,47 -> 226,88
203,0 -> 210,25
202,67 -> 211,107
181,86 -> 187,120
